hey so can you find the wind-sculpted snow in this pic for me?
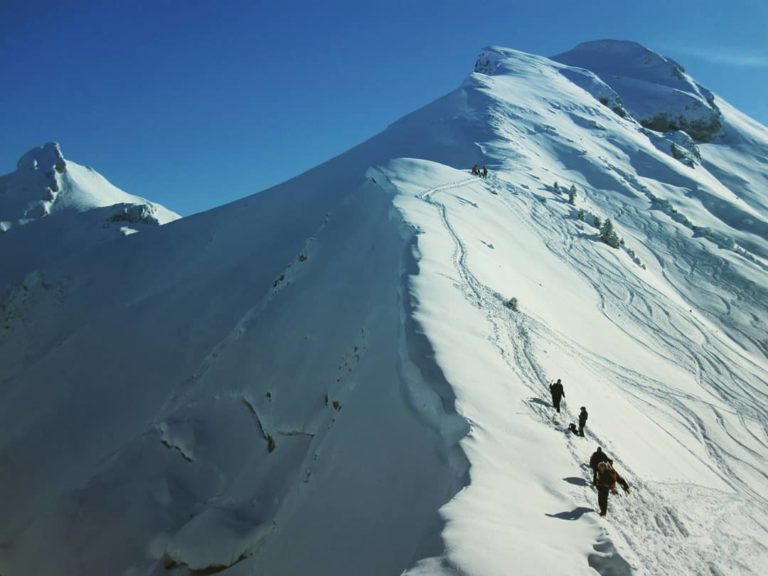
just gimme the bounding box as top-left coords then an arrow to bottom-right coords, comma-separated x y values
1,42 -> 767,576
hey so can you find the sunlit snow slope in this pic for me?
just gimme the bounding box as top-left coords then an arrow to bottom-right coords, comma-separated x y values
0,142 -> 179,286
0,41 -> 766,576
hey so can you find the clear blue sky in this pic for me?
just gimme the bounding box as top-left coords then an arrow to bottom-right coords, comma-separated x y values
2,0 -> 766,215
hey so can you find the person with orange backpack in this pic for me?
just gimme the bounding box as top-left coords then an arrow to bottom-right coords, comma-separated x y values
595,461 -> 630,516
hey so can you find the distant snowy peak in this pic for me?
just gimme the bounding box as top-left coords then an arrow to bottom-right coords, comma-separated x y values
0,142 -> 180,286
474,42 -> 724,142
552,40 -> 722,141
473,45 -> 545,75
0,142 -> 179,232
16,141 -> 67,173
553,40 -> 690,87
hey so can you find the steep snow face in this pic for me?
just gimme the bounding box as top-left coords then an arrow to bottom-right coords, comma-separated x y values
0,175 -> 467,576
697,97 -> 768,218
553,40 -> 723,142
0,43 -> 767,576
0,143 -> 179,285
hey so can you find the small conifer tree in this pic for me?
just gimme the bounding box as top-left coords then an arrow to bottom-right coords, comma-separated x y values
600,218 -> 621,248
568,185 -> 577,205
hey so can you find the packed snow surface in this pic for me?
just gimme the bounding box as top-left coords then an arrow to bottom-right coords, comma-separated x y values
0,42 -> 766,576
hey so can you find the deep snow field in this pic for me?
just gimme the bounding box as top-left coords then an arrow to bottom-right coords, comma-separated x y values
0,41 -> 766,576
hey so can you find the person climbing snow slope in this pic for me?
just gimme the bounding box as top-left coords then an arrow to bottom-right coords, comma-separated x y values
549,379 -> 565,413
589,447 -> 610,484
578,406 -> 588,437
595,461 -> 630,516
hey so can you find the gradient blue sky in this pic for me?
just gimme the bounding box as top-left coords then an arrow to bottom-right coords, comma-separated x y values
2,0 -> 766,215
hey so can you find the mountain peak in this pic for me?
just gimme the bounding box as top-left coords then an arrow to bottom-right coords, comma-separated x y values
0,142 -> 180,286
473,45 -> 547,75
554,39 -> 687,81
1,141 -> 178,224
17,142 -> 67,173
552,39 -> 722,141
566,39 -> 662,57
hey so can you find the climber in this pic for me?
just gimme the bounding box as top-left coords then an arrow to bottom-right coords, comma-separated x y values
482,165 -> 488,178
549,379 -> 565,413
595,461 -> 630,516
578,406 -> 588,437
589,447 -> 610,484
471,164 -> 479,176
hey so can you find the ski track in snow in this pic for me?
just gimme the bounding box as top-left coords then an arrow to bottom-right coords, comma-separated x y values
417,171 -> 768,576
516,187 -> 768,496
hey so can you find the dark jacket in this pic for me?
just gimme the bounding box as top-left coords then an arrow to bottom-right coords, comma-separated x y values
589,450 -> 609,471
579,409 -> 588,426
549,381 -> 564,398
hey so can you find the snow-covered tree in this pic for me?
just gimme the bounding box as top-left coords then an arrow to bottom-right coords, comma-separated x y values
600,218 -> 621,248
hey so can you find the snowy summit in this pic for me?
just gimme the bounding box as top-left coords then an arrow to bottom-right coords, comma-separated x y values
0,41 -> 766,576
1,142 -> 177,227
553,40 -> 723,141
0,142 -> 179,285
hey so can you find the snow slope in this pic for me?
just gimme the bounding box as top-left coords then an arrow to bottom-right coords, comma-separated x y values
0,42 -> 766,576
0,142 -> 179,286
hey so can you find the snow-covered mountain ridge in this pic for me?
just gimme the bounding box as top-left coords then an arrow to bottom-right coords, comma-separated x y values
0,41 -> 766,576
